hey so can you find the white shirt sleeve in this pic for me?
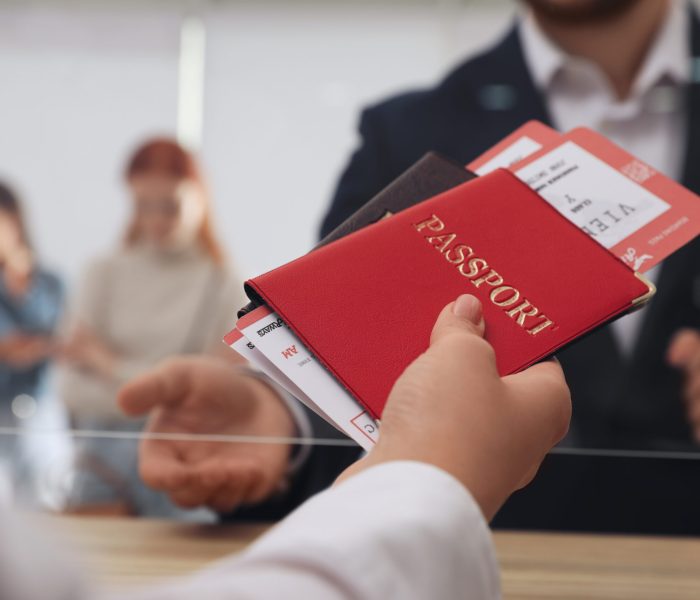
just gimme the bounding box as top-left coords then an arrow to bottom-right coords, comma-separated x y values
124,461 -> 500,600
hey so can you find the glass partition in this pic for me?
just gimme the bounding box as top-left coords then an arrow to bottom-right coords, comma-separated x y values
1,0 -> 699,547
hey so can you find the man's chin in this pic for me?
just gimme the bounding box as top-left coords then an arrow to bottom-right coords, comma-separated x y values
521,0 -> 641,25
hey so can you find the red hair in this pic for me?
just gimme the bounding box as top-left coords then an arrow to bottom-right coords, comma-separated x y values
124,138 -> 224,265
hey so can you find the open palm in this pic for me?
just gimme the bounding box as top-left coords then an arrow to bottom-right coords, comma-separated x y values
119,356 -> 295,512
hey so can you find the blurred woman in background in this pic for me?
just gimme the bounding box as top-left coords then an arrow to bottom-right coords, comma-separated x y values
0,181 -> 63,500
59,138 -> 243,517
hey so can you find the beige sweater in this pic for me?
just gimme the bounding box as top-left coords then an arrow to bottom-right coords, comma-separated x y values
59,243 -> 245,423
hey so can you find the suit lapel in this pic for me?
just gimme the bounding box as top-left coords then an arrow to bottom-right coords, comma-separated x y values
474,24 -> 553,128
440,23 -> 553,158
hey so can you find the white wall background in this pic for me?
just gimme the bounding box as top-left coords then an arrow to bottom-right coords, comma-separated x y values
0,7 -> 182,282
0,1 -> 515,287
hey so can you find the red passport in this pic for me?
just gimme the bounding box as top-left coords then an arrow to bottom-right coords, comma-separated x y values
244,169 -> 653,419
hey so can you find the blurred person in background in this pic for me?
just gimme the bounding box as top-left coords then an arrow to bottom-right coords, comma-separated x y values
58,138 -> 245,517
116,0 -> 700,533
0,181 -> 63,500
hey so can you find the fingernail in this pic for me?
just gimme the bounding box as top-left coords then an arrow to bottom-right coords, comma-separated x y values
452,294 -> 482,323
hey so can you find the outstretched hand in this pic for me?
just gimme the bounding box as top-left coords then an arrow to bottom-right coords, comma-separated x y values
118,356 -> 296,512
338,294 -> 571,521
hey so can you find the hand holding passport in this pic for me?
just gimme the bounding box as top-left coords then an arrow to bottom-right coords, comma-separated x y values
225,122 -> 700,449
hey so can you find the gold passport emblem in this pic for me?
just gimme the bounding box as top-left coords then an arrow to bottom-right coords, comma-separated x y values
414,214 -> 555,337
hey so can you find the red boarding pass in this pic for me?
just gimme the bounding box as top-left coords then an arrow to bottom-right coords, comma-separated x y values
510,127 -> 700,272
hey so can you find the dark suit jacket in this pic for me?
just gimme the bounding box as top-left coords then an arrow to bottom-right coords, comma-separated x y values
237,11 -> 700,534
322,16 -> 700,450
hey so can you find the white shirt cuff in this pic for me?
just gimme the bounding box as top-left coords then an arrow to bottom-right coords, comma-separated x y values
234,366 -> 312,473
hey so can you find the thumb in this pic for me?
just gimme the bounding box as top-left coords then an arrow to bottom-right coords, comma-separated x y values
430,294 -> 486,346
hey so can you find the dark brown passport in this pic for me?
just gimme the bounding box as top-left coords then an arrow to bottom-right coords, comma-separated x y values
238,152 -> 476,317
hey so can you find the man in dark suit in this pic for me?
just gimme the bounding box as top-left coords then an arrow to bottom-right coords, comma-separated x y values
126,0 -> 700,533
323,0 -> 700,454
319,0 -> 700,533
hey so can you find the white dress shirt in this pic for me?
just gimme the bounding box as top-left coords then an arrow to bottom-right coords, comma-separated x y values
520,0 -> 691,356
0,462 -> 500,600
